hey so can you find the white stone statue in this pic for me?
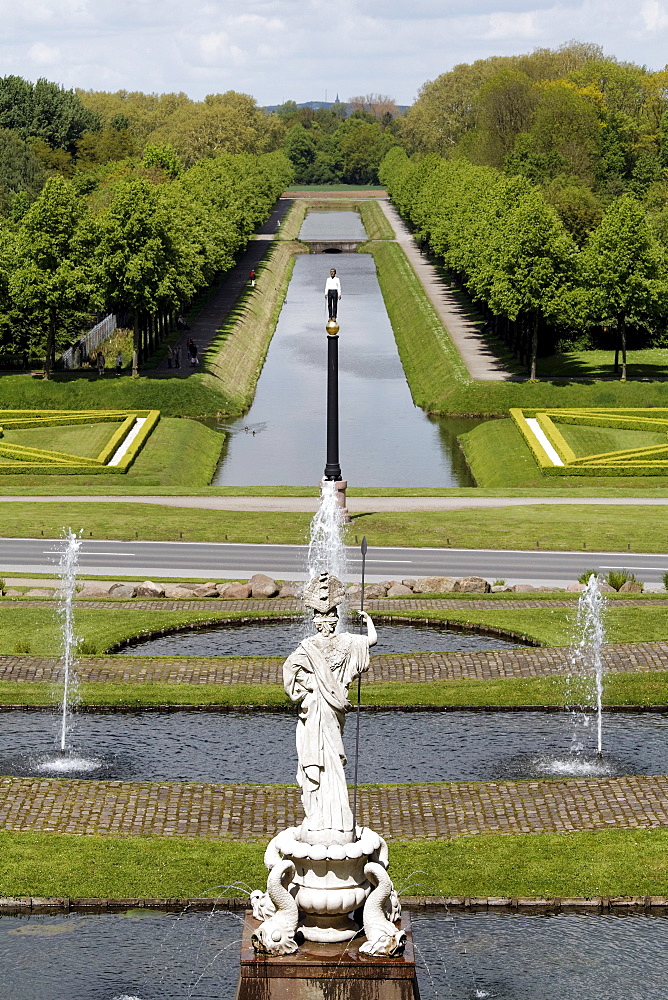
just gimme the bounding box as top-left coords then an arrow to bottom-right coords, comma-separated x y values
250,572 -> 405,956
283,573 -> 376,842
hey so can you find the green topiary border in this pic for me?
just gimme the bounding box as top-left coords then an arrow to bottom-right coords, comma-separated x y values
513,407 -> 668,476
0,409 -> 159,474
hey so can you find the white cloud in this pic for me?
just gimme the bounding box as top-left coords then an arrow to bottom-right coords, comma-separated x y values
27,41 -> 61,65
640,0 -> 668,31
1,0 -> 668,106
485,11 -> 540,39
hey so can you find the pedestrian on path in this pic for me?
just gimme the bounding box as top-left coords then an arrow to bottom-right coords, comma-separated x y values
174,345 -> 181,369
166,344 -> 173,369
115,351 -> 123,376
96,351 -> 105,376
325,268 -> 341,320
187,338 -> 198,366
249,269 -> 256,287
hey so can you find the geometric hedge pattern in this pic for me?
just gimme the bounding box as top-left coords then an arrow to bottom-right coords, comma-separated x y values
510,407 -> 668,477
0,409 -> 160,474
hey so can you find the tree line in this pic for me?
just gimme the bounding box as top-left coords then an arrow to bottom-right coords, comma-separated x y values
380,147 -> 668,378
0,149 -> 292,376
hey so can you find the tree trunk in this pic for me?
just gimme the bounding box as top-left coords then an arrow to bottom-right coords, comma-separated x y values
620,318 -> 627,380
132,312 -> 139,377
530,313 -> 538,380
43,311 -> 57,380
614,348 -> 619,374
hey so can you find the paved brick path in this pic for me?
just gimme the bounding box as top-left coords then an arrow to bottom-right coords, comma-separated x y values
1,775 -> 666,841
2,641 -> 666,686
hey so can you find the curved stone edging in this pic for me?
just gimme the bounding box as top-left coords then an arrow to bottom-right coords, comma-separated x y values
1,895 -> 666,914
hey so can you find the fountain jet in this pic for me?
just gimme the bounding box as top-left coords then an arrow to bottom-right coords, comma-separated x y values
56,528 -> 83,753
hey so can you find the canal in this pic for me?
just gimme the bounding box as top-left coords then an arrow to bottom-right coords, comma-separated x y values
213,211 -> 481,486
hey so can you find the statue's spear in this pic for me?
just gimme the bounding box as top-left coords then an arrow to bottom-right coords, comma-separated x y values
351,535 -> 367,841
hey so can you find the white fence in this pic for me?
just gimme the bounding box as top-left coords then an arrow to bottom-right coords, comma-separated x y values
61,313 -> 117,369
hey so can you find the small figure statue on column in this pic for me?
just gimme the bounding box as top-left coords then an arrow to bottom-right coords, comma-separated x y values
324,267 -> 341,320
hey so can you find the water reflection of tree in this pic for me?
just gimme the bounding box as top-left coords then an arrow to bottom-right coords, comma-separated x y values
431,416 -> 488,487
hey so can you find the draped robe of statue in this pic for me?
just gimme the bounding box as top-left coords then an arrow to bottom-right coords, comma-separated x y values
283,633 -> 370,834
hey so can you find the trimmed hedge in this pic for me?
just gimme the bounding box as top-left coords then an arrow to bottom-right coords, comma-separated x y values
0,408 -> 159,474
513,406 -> 668,476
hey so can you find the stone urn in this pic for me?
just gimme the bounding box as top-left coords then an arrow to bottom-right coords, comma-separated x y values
256,826 -> 389,942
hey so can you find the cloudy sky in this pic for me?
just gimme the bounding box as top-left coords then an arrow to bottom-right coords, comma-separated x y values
2,0 -> 668,106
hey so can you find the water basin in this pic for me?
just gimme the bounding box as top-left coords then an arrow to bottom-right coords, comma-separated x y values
0,910 -> 665,999
298,209 -> 367,241
125,619 -> 528,657
0,709 -> 664,783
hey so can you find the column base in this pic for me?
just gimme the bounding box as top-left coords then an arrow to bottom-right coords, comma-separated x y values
236,911 -> 420,1000
320,479 -> 350,523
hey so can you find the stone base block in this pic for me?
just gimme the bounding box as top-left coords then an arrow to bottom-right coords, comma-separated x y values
236,911 -> 420,1000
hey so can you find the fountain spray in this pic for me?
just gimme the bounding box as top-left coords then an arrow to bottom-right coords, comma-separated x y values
567,573 -> 607,757
56,528 -> 83,753
307,479 -> 347,586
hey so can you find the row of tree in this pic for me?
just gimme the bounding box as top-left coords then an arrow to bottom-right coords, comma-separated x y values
0,150 -> 293,376
380,147 -> 668,378
399,42 -> 668,249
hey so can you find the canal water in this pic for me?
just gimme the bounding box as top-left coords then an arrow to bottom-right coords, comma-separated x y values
0,910 -> 666,999
213,212 -> 481,486
1,709 -> 664,783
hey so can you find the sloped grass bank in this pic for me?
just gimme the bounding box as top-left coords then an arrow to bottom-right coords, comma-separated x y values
1,827 -> 666,898
1,672 -> 665,709
461,419 -> 668,489
0,419 -> 223,490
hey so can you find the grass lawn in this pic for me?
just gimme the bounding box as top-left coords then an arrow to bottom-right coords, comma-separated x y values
0,606 -> 291,656
1,672 -> 665,708
1,500 -> 668,553
460,418 -> 668,489
0,602 -> 665,655
1,827 -> 665,898
0,419 -> 223,490
538,349 -> 668,379
555,422 -> 667,457
3,422 -> 124,459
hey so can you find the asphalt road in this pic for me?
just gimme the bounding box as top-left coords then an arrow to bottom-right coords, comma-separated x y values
2,537 -> 667,587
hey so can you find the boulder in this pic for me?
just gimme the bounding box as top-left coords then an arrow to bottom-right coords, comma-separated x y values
109,583 -> 137,599
386,584 -> 413,596
76,582 -> 113,598
216,583 -> 236,597
278,581 -> 303,599
135,580 -> 166,598
3,589 -> 21,596
490,585 -> 506,593
163,584 -> 196,599
248,573 -> 279,598
598,582 -> 616,593
401,579 -> 417,591
25,588 -> 57,598
453,577 -> 491,593
566,583 -> 586,592
362,583 -> 389,600
510,584 -> 536,593
222,583 -> 252,600
619,580 -> 643,593
347,584 -> 363,602
191,583 -> 219,598
414,577 -> 456,594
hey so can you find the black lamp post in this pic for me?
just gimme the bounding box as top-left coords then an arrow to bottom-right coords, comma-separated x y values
323,318 -> 342,481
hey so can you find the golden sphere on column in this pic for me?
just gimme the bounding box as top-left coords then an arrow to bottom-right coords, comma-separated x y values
326,319 -> 340,336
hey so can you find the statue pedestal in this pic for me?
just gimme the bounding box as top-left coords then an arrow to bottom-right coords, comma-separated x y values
235,911 -> 421,1000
